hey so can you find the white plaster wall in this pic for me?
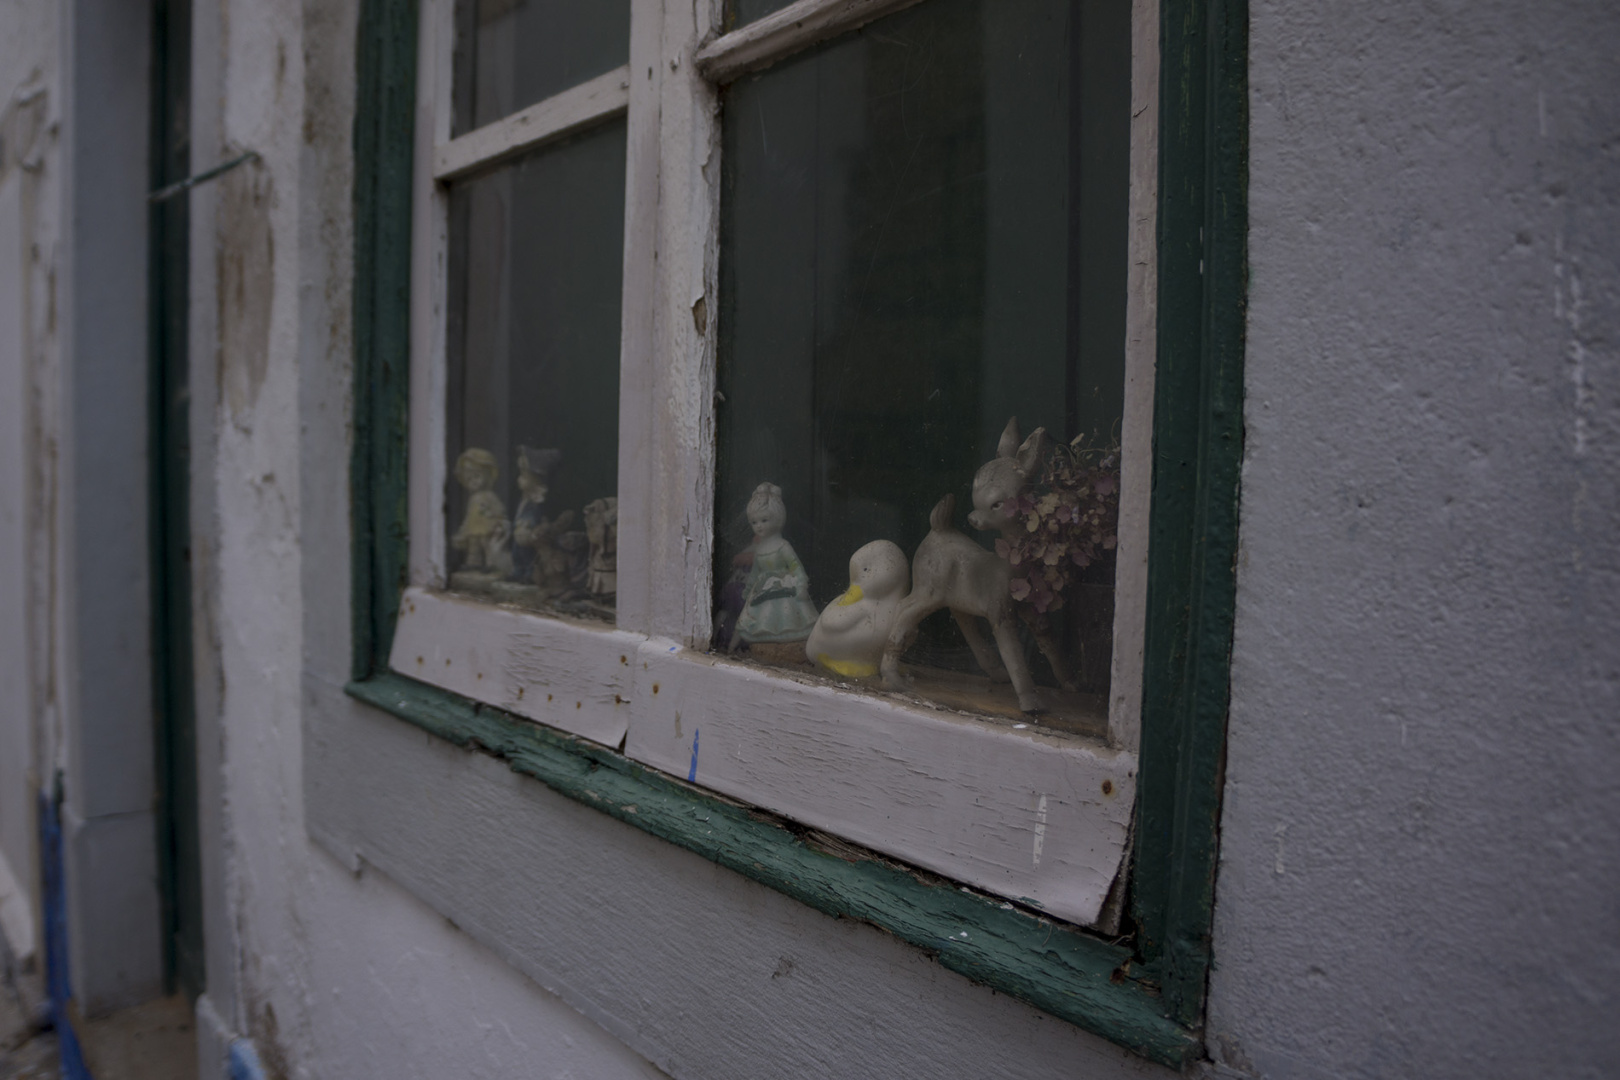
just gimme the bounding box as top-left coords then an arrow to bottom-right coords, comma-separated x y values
1207,1 -> 1620,1078
0,0 -> 60,973
193,1 -> 679,1075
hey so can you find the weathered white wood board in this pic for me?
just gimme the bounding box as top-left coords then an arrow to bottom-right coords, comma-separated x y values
1107,0 -> 1160,752
307,689 -> 1157,1080
408,0 -> 452,588
393,582 -> 1134,923
608,0 -> 669,637
389,587 -> 636,748
626,642 -> 1135,926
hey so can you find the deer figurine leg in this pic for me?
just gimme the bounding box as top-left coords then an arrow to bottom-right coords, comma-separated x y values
1023,613 -> 1078,691
990,613 -> 1043,713
881,591 -> 939,691
952,610 -> 1010,682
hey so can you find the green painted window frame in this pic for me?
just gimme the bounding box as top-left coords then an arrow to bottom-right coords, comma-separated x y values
346,0 -> 1245,1066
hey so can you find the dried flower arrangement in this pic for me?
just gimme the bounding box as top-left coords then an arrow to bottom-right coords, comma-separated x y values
994,435 -> 1121,614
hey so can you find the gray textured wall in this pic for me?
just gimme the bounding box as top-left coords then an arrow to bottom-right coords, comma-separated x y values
60,0 -> 167,1014
1209,2 -> 1620,1077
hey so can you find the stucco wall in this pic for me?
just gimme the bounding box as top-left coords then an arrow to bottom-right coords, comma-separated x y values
1211,1 -> 1620,1077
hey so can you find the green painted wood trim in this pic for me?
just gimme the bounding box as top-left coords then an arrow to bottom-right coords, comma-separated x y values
350,0 -> 418,681
346,0 -> 1245,1062
148,0 -> 205,999
1132,0 -> 1248,1029
345,671 -> 1199,1067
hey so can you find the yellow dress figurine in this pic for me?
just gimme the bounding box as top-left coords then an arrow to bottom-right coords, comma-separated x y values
450,447 -> 512,584
805,539 -> 910,678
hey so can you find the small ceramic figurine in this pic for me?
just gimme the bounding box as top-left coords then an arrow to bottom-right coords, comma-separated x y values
711,560 -> 751,651
805,539 -> 909,677
450,447 -> 512,581
530,509 -> 583,598
510,445 -> 563,583
879,418 -> 1073,713
582,496 -> 619,597
729,483 -> 818,650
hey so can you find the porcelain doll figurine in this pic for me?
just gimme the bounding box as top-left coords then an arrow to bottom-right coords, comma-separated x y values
510,445 -> 564,583
728,483 -> 818,651
583,496 -> 619,597
450,447 -> 512,580
805,540 -> 909,678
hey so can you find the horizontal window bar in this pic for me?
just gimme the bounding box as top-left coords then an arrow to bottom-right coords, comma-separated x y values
694,0 -> 928,84
434,65 -> 632,183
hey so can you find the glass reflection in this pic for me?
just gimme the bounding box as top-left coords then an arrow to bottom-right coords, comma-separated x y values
726,0 -> 798,28
445,120 -> 627,623
453,0 -> 631,137
715,0 -> 1130,735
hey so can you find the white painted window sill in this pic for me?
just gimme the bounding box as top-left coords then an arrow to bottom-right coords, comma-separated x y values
391,585 -> 1134,925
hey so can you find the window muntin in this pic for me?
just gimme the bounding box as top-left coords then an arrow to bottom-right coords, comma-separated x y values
714,0 -> 1130,734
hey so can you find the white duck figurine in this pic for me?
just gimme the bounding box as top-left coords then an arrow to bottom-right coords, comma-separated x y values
805,540 -> 910,678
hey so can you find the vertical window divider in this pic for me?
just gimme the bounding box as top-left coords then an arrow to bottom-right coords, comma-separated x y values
1106,0 -> 1161,751
609,0 -> 666,635
407,0 -> 454,590
624,0 -> 724,644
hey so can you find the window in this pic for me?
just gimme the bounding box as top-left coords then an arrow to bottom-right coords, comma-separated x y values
395,0 -> 1143,928
348,0 -> 1245,1064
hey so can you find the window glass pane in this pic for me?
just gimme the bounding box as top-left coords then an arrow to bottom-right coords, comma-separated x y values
726,0 -> 797,28
445,119 -> 626,623
452,0 -> 631,137
714,0 -> 1130,736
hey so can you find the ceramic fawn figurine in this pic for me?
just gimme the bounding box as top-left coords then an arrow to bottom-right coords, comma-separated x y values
880,417 -> 1075,712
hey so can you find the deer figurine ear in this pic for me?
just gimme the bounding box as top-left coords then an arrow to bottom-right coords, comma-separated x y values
1015,427 -> 1048,477
997,416 -> 1022,459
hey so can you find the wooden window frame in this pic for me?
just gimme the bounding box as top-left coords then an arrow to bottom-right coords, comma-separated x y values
397,0 -> 1145,927
346,0 -> 1246,1065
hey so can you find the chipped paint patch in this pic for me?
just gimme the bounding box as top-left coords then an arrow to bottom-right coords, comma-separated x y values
1033,794 -> 1048,868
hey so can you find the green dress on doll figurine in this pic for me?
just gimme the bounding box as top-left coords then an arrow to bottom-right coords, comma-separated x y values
729,483 -> 818,649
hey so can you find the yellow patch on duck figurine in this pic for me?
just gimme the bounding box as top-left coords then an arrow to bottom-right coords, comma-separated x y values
805,540 -> 910,678
816,654 -> 880,678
